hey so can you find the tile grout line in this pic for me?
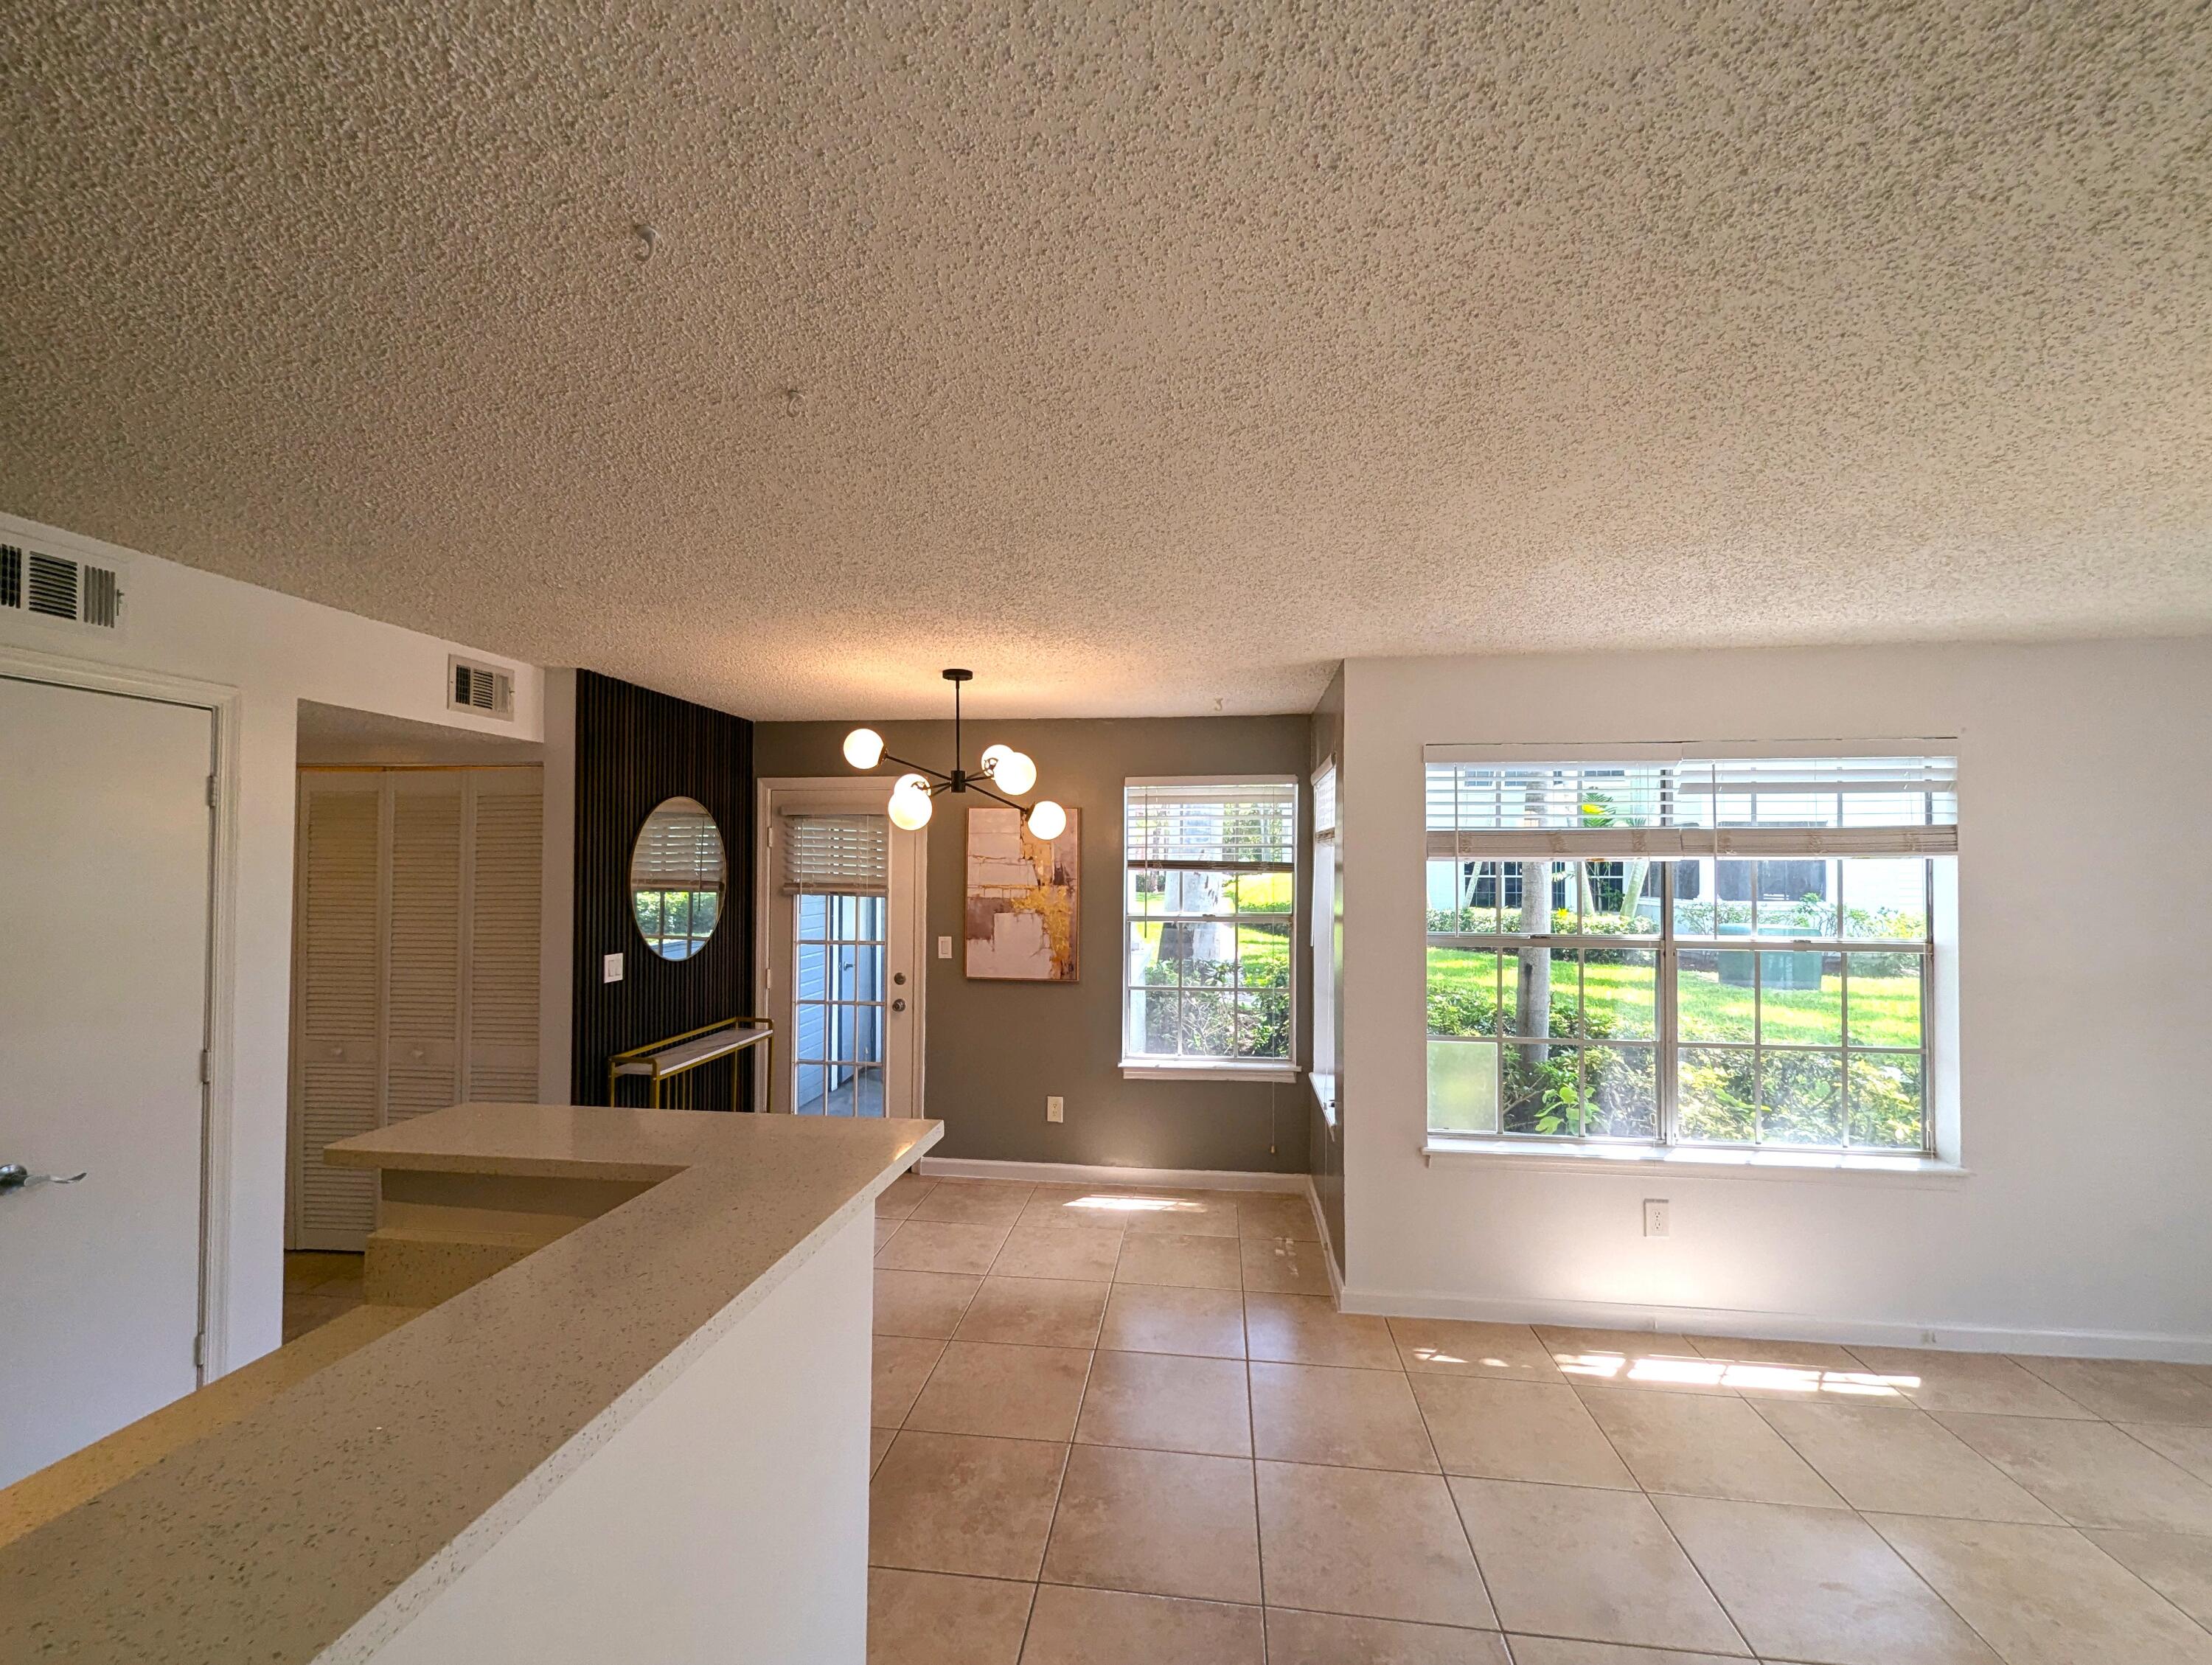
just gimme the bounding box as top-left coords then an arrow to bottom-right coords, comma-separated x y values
1743,1388 -> 2071,1526
2003,1352 -> 2134,1420
1720,1397 -> 2032,1663
1009,1324 -> 1098,1662
1405,1316 -> 1508,1637
1565,1362 -> 1759,1661
1857,1510 -> 2111,1664
1241,1259 -> 1270,1665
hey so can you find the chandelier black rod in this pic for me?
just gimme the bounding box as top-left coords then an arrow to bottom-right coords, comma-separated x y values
943,777 -> 1020,808
874,748 -> 1019,807
874,751 -> 953,785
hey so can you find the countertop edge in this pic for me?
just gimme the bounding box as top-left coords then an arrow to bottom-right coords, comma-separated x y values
322,1146 -> 694,1182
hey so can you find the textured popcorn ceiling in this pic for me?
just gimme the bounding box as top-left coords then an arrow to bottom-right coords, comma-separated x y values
2,4 -> 2208,719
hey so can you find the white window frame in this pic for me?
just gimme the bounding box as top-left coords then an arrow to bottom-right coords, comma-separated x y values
1121,774 -> 1301,1082
1310,759 -> 1339,1123
1422,743 -> 1961,1172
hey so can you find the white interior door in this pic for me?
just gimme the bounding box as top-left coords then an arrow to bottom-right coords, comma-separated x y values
760,784 -> 925,1118
0,674 -> 213,1487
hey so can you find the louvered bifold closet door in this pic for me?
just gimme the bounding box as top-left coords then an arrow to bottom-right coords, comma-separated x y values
291,768 -> 544,1250
384,774 -> 465,1128
294,780 -> 382,1248
465,773 -> 542,1102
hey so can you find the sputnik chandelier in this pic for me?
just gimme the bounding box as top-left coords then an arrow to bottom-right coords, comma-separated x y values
842,669 -> 1066,838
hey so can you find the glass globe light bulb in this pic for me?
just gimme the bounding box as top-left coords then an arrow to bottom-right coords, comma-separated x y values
842,727 -> 884,769
983,744 -> 1037,796
888,774 -> 934,830
1026,799 -> 1066,841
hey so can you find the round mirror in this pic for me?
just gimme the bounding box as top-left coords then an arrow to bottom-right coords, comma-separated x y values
630,796 -> 726,960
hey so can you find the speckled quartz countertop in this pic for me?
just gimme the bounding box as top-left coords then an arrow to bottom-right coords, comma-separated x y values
0,1105 -> 940,1663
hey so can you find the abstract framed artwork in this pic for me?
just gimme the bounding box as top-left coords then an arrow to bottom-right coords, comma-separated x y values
964,804 -> 1079,981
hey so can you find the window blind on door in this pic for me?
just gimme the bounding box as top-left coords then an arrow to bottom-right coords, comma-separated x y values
1125,779 -> 1298,870
781,813 -> 888,895
632,804 -> 727,891
1424,748 -> 1957,858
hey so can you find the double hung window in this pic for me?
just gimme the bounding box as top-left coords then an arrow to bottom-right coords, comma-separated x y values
1425,749 -> 1953,1153
1124,778 -> 1298,1068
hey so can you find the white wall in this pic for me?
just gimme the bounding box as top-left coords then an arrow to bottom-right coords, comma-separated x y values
1338,639 -> 2212,1358
0,511 -> 543,1372
355,1212 -> 872,1665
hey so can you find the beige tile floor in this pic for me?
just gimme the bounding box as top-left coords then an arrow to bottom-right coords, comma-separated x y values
869,1172 -> 2212,1665
282,1250 -> 364,1341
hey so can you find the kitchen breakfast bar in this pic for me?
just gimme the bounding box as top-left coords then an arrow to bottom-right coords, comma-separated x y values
0,1104 -> 939,1663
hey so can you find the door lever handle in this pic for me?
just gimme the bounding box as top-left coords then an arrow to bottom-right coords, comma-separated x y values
0,1164 -> 88,1195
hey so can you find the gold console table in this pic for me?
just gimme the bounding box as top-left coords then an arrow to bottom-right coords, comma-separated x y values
608,1018 -> 774,1110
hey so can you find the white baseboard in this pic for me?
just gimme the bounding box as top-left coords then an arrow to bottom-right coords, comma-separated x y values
1304,1181 -> 1345,1302
917,1155 -> 1309,1194
1333,1285 -> 2212,1363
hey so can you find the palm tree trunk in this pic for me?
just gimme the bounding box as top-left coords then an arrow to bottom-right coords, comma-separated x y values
1618,858 -> 1650,924
1517,860 -> 1551,1053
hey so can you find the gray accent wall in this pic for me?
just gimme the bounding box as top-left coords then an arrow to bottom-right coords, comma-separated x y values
754,716 -> 1312,1173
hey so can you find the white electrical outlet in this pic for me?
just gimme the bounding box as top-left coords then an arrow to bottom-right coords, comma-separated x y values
1046,1096 -> 1064,1123
937,936 -> 953,959
1643,1198 -> 1671,1238
602,952 -> 625,984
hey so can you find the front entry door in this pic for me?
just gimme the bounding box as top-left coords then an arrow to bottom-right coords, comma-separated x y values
761,785 -> 925,1117
0,674 -> 215,1487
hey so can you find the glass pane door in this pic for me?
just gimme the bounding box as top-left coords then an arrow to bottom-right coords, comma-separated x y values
793,891 -> 887,1116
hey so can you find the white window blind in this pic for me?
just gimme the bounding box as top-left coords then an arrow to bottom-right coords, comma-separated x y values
1125,779 -> 1298,870
781,813 -> 888,896
1424,748 -> 1957,858
1312,764 -> 1338,838
633,802 -> 728,891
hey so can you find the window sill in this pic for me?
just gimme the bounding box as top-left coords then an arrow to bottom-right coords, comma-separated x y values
1308,1070 -> 1338,1127
1419,1137 -> 1968,1186
1120,1059 -> 1302,1085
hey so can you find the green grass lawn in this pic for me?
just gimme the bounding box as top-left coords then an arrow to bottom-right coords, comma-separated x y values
1129,921 -> 1293,987
1426,945 -> 1921,1049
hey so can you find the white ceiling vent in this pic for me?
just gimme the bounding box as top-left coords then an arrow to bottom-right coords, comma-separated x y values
448,655 -> 516,720
0,543 -> 126,633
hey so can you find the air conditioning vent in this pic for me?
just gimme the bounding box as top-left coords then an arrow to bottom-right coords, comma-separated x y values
80,563 -> 120,628
448,656 -> 516,720
27,553 -> 78,619
0,543 -> 125,631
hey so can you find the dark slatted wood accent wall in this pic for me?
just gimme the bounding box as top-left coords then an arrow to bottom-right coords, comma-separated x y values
571,670 -> 757,1109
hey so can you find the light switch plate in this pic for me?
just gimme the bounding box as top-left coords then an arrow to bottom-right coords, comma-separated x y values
937,936 -> 953,959
603,952 -> 625,984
